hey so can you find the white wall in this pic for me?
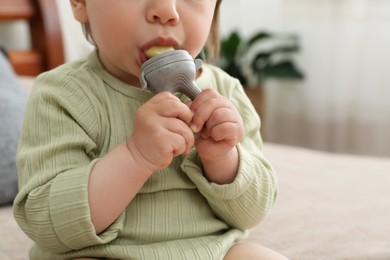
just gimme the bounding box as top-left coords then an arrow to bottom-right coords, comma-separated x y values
55,0 -> 93,61
220,0 -> 283,37
0,22 -> 30,50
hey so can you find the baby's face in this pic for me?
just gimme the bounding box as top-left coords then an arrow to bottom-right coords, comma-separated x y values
72,0 -> 217,87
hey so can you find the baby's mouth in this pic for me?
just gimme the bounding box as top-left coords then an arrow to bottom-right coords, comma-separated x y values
145,46 -> 175,59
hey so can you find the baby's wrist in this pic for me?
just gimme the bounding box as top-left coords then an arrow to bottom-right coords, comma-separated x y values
200,147 -> 239,184
200,148 -> 236,164
123,142 -> 155,177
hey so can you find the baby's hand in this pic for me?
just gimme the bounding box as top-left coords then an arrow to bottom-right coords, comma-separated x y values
190,88 -> 244,161
127,92 -> 194,172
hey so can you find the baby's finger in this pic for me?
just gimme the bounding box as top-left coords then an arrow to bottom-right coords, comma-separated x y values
165,118 -> 195,154
155,94 -> 193,126
190,97 -> 225,133
209,122 -> 243,145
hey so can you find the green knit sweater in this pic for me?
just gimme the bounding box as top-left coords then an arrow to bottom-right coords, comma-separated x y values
13,51 -> 277,260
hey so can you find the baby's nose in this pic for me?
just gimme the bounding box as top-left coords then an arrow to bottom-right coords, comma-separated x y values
146,0 -> 180,25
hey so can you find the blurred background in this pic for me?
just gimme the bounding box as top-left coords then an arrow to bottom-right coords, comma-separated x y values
220,0 -> 390,158
1,0 -> 389,158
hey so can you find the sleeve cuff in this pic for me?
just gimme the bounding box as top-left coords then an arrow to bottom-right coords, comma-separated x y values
48,159 -> 123,250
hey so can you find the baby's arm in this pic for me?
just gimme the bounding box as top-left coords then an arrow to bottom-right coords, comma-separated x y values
88,92 -> 194,234
190,88 -> 244,184
14,73 -> 194,252
184,82 -> 277,230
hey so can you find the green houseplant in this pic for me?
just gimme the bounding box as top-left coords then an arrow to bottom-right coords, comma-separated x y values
216,30 -> 304,116
217,30 -> 304,87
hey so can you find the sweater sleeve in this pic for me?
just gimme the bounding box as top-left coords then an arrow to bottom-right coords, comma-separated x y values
181,71 -> 278,230
13,72 -> 123,253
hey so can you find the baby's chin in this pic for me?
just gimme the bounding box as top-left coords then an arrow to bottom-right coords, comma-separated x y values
115,69 -> 141,87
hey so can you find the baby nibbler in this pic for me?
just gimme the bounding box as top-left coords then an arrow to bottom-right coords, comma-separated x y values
140,49 -> 202,100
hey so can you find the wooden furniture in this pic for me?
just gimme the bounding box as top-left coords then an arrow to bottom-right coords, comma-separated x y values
0,0 -> 64,76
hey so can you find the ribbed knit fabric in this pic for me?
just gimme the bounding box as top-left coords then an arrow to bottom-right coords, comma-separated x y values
13,50 -> 278,260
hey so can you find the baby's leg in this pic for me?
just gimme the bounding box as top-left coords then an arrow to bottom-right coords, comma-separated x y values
224,242 -> 289,260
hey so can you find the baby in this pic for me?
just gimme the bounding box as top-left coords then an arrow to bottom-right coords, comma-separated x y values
13,0 -> 286,259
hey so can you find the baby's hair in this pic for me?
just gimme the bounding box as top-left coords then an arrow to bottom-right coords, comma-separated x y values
207,0 -> 222,63
81,0 -> 222,63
